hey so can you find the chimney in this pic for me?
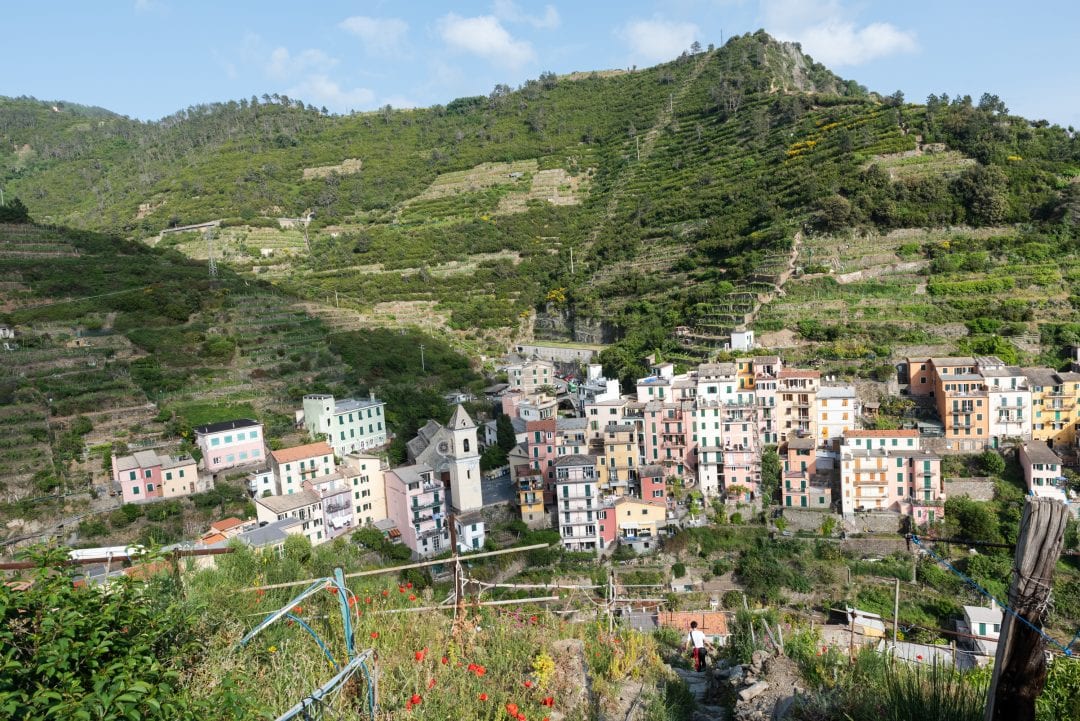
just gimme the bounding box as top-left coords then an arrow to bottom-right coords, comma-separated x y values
989,598 -> 997,612
369,390 -> 375,401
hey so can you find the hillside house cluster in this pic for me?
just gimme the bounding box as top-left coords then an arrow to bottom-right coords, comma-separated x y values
239,404 -> 483,558
501,355 -> 925,550
299,393 -> 387,457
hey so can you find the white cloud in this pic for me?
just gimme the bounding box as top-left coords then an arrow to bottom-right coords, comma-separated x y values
287,75 -> 375,113
339,16 -> 409,56
438,14 -> 536,68
493,0 -> 560,30
760,0 -> 917,66
266,47 -> 337,81
617,18 -> 700,64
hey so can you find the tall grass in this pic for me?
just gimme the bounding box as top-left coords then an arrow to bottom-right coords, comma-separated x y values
875,662 -> 987,721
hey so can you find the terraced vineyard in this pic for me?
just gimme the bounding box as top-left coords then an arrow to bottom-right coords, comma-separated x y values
753,225 -> 1080,367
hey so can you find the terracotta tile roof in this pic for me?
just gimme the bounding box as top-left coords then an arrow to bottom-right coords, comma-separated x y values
200,532 -> 227,545
658,611 -> 729,636
778,369 -> 821,379
271,441 -> 334,464
210,517 -> 244,532
844,429 -> 920,438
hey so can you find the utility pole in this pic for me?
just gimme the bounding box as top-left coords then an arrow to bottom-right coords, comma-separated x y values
569,246 -> 574,274
635,136 -> 640,162
0,186 -> 5,206
984,498 -> 1069,721
419,344 -> 426,372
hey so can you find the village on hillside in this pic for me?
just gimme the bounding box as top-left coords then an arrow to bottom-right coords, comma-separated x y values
93,344 -> 1078,561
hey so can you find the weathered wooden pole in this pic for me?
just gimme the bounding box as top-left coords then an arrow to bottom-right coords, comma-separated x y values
984,497 -> 1069,721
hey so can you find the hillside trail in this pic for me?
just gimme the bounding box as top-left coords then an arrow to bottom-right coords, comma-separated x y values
585,49 -> 716,254
745,229 -> 802,321
672,663 -> 729,720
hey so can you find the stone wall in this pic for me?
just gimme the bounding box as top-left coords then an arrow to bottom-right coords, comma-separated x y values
844,511 -> 904,535
781,508 -> 836,532
945,477 -> 995,501
840,537 -> 910,557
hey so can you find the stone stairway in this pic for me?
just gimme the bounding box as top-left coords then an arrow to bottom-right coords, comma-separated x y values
672,665 -> 729,721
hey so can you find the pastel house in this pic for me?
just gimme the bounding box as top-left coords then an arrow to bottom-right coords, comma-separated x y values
112,450 -> 204,504
194,419 -> 265,473
1018,440 -> 1068,502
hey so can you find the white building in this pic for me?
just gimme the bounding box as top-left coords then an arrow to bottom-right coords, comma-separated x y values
979,361 -> 1032,446
959,604 -> 1003,663
555,454 -> 601,552
455,511 -> 486,552
817,385 -> 860,447
342,452 -> 387,526
301,394 -> 387,457
255,490 -> 326,546
1018,440 -> 1068,502
729,329 -> 755,352
247,467 -> 277,497
270,441 -> 336,496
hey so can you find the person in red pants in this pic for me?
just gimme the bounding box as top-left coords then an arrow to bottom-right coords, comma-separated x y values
683,621 -> 713,672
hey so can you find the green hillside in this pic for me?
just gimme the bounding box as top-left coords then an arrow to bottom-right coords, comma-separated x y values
3,31 -> 1079,380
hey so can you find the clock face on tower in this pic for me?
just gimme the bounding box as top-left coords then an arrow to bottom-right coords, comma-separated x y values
438,441 -> 450,454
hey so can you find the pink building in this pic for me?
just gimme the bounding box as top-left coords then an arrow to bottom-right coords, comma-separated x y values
526,418 -> 558,505
384,463 -> 451,558
840,430 -> 945,525
639,464 -> 668,502
194,419 -> 265,473
112,450 -> 202,504
642,400 -> 695,481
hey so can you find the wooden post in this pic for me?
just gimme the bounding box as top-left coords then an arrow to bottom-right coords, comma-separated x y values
892,577 -> 900,648
984,498 -> 1069,721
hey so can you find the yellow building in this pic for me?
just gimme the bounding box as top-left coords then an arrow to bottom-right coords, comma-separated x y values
1024,368 -> 1080,448
592,422 -> 638,497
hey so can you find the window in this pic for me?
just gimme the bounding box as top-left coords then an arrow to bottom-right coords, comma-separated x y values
144,469 -> 152,479
463,439 -> 471,453
129,471 -> 137,481
165,472 -> 172,481
132,485 -> 140,495
211,437 -> 220,447
146,483 -> 154,492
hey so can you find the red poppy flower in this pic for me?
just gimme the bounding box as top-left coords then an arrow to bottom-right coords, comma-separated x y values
406,581 -> 413,589
415,650 -> 426,662
441,656 -> 449,665
329,587 -> 338,594
405,701 -> 413,711
468,663 -> 478,672
365,597 -> 372,604
541,697 -> 554,707
399,586 -> 406,593
411,694 -> 422,705
474,665 -> 486,676
255,589 -> 265,596
428,678 -> 437,689
371,632 -> 379,639
348,597 -> 357,607
382,590 -> 389,597
293,606 -> 302,613
530,615 -> 538,623
409,594 -> 417,601
517,714 -> 526,721
917,654 -> 924,661
524,681 -> 533,688
479,693 -> 488,702
506,703 -> 519,715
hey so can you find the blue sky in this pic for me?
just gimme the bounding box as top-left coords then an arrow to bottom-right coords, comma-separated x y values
3,1 -> 1078,128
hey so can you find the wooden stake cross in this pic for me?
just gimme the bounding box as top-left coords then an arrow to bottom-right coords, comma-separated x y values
984,497 -> 1070,721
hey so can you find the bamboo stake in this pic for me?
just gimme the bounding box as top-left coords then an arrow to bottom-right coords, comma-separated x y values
241,543 -> 551,592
